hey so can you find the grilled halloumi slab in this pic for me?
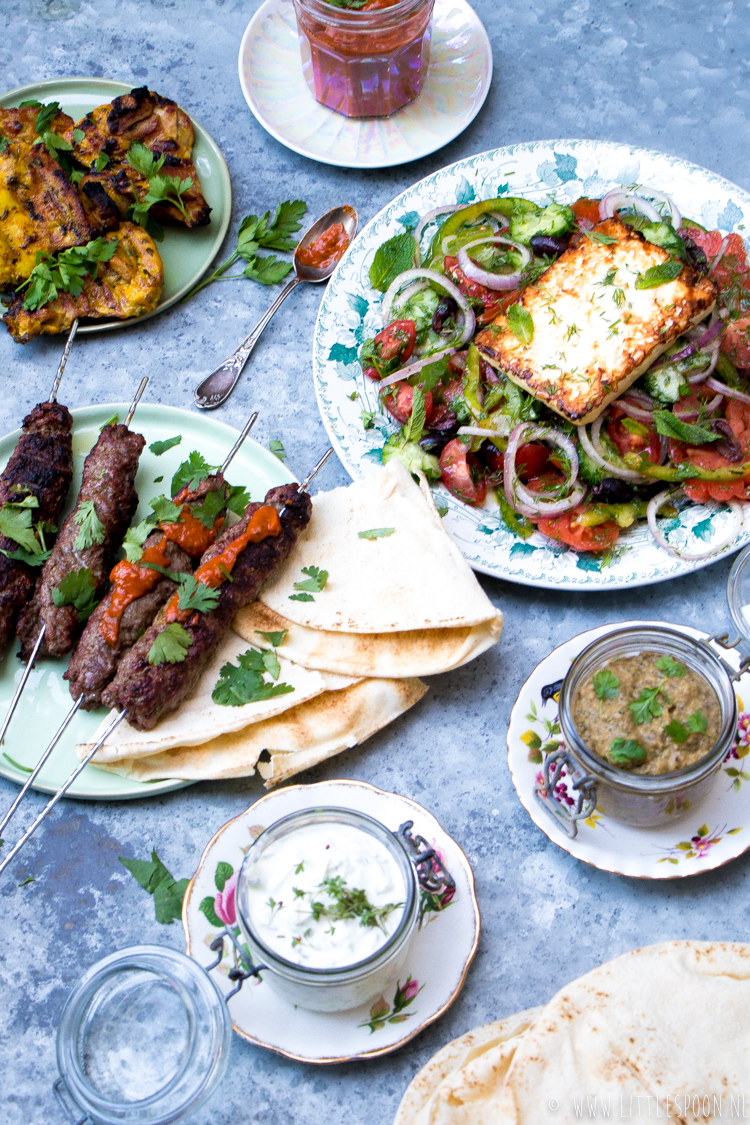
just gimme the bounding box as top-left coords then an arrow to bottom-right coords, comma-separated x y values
475,219 -> 717,425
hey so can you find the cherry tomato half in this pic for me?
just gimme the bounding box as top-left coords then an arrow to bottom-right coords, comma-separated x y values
439,439 -> 487,504
380,383 -> 433,426
536,507 -> 621,553
516,442 -> 550,480
607,408 -> 661,463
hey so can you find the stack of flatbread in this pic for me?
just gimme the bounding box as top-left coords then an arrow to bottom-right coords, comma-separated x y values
77,460 -> 502,787
395,940 -> 750,1125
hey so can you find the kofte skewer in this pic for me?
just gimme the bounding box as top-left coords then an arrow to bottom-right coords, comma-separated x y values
0,448 -> 331,878
0,414 -> 258,838
0,377 -> 148,746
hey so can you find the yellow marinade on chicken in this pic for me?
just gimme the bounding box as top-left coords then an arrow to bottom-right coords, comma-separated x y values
2,221 -> 164,343
64,86 -> 211,230
0,106 -> 99,288
474,218 -> 718,425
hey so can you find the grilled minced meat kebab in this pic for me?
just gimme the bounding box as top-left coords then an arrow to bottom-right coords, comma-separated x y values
3,221 -> 164,344
0,402 -> 74,656
17,423 -> 145,661
65,86 -> 211,230
65,473 -> 230,710
103,484 -> 312,730
0,105 -> 99,288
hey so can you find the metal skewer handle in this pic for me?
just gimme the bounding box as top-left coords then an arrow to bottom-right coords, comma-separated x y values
49,319 -> 78,403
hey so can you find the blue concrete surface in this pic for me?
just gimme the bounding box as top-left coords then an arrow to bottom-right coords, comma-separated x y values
2,1 -> 750,1121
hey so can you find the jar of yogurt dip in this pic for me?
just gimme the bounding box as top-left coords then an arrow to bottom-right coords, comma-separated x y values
537,625 -> 740,833
235,807 -> 423,1012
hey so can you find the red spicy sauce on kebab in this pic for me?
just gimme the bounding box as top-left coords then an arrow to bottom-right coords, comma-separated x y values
164,505 -> 281,624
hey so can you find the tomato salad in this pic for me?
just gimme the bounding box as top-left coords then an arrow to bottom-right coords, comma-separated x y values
358,189 -> 750,560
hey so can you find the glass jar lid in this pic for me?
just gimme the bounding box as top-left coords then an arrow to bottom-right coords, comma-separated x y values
56,946 -> 232,1125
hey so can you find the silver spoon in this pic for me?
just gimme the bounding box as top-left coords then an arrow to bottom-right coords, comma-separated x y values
194,205 -> 358,410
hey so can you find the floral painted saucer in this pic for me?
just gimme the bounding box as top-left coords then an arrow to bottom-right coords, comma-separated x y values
237,0 -> 492,169
182,780 -> 479,1062
508,621 -> 750,880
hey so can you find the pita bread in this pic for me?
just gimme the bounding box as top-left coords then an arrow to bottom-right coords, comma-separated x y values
233,602 -> 502,679
92,676 -> 427,786
75,631 -> 358,764
394,1009 -> 543,1125
256,459 -> 501,634
498,941 -> 750,1123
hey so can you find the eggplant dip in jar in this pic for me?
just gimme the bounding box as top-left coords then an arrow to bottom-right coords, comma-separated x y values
573,651 -> 721,775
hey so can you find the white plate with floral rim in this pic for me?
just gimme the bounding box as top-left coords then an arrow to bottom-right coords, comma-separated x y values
507,620 -> 750,880
237,0 -> 492,170
182,779 -> 479,1063
312,139 -> 750,590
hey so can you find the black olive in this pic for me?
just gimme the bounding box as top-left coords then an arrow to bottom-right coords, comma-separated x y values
529,234 -> 570,258
711,419 -> 743,462
432,296 -> 458,335
419,432 -> 454,455
682,234 -> 709,275
591,477 -> 635,504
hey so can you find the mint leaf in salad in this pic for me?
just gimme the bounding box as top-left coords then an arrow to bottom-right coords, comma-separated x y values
368,232 -> 416,292
652,411 -> 720,446
635,261 -> 683,289
507,303 -> 534,344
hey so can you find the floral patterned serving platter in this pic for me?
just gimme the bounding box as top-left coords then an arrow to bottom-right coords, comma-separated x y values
182,779 -> 479,1063
238,0 -> 492,170
507,620 -> 750,879
313,139 -> 750,590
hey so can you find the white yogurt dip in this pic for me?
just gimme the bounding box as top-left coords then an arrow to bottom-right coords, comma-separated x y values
241,822 -> 406,969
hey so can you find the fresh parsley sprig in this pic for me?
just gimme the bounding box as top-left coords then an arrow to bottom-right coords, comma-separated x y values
148,622 -> 192,666
212,647 -> 294,706
0,494 -> 53,565
126,142 -> 193,241
184,199 -> 308,299
17,238 -> 118,312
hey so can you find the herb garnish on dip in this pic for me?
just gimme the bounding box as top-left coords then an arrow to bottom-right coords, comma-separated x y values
573,652 -> 721,775
241,821 -> 406,968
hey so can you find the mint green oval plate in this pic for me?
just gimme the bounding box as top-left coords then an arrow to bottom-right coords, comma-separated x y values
0,404 -> 295,800
0,77 -> 232,335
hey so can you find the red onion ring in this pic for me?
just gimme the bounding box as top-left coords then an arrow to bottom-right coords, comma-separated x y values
688,347 -> 720,383
709,236 -> 731,276
378,345 -> 458,389
641,188 -> 681,229
578,416 -> 647,482
599,191 -> 661,223
616,399 -> 656,423
705,378 -> 750,407
413,205 -> 466,264
456,236 -> 531,292
503,422 -> 586,517
647,488 -> 744,560
673,393 -> 723,421
623,389 -> 657,409
381,268 -> 476,346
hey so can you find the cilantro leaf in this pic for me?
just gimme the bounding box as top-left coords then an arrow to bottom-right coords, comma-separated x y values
0,544 -> 51,567
686,708 -> 708,732
269,440 -> 286,462
629,685 -> 670,724
149,435 -> 182,456
289,592 -> 315,601
212,648 -> 295,707
655,654 -> 686,677
294,565 -> 328,593
368,232 -> 416,292
176,575 -> 220,614
35,102 -> 62,136
72,499 -> 106,551
100,413 -> 119,430
507,303 -> 534,344
665,709 -> 708,743
171,451 -> 218,497
262,649 -> 281,680
0,501 -> 41,554
635,261 -> 683,289
593,669 -> 620,701
607,738 -> 647,768
148,623 -> 192,666
584,230 -> 618,245
71,127 -> 85,143
358,527 -> 395,539
51,567 -> 99,621
652,410 -> 720,446
122,520 -> 152,563
256,629 -> 288,647
18,238 -> 118,311
226,484 -> 251,517
94,150 -> 109,172
149,495 -> 184,524
193,487 -> 226,529
119,849 -> 188,925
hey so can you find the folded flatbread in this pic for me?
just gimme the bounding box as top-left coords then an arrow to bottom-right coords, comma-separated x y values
394,1009 -> 543,1125
498,940 -> 750,1123
234,461 -> 502,677
94,676 -> 427,787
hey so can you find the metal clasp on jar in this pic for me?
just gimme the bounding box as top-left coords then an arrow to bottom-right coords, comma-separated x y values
396,820 -> 456,902
533,748 -> 598,839
700,632 -> 750,682
205,925 -> 267,1001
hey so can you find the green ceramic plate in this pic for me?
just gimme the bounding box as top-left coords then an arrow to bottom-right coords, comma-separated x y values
0,77 -> 232,334
0,403 -> 295,800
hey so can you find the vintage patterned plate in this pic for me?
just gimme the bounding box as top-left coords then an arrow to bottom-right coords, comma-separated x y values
182,779 -> 480,1062
313,139 -> 750,589
507,620 -> 750,880
238,0 -> 492,169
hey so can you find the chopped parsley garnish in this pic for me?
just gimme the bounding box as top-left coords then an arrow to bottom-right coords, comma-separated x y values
664,709 -> 708,744
149,495 -> 184,524
94,150 -> 109,171
18,238 -> 118,311
593,668 -> 620,701
629,684 -> 671,724
148,623 -> 192,666
655,654 -> 686,677
126,142 -> 194,239
51,567 -> 99,622
0,494 -> 52,564
170,451 -> 219,496
227,484 -> 251,517
72,500 -> 106,551
290,565 -> 328,601
192,488 -> 226,529
122,519 -> 153,563
149,435 -> 182,456
176,575 -> 221,614
269,440 -> 286,462
358,527 -> 395,539
256,629 -> 288,647
607,738 -> 647,768
212,647 -> 294,707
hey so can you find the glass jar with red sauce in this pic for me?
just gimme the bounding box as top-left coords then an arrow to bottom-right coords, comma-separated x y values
292,0 -> 435,119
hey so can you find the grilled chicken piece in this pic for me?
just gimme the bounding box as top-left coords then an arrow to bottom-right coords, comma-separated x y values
3,221 -> 163,343
0,106 -> 99,288
65,86 -> 210,229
